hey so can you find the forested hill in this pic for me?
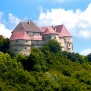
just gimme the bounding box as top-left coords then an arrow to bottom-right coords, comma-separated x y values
1,35 -> 91,90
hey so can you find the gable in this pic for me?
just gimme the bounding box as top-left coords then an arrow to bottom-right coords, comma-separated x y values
55,25 -> 72,37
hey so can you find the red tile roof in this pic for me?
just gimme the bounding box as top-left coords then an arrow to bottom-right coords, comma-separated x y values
40,26 -> 48,32
42,27 -> 58,35
58,33 -> 63,37
11,20 -> 71,41
10,30 -> 31,40
55,25 -> 72,37
13,20 -> 42,33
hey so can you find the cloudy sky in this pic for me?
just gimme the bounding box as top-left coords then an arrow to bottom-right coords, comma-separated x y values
0,0 -> 91,55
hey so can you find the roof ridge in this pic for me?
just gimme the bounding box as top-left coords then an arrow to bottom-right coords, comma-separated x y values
31,21 -> 42,32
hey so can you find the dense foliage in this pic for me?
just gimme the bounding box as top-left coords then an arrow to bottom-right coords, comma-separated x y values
0,35 -> 10,53
0,37 -> 91,90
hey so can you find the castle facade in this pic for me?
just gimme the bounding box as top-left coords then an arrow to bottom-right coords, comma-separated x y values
10,20 -> 73,56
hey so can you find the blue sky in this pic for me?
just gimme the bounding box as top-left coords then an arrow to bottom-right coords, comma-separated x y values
0,0 -> 91,55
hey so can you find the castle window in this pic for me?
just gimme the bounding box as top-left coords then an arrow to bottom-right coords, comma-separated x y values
68,43 -> 71,48
49,36 -> 51,39
54,36 -> 56,39
68,44 -> 70,47
68,37 -> 70,40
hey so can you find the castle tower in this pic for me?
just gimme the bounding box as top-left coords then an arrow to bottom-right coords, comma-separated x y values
10,30 -> 31,56
55,25 -> 73,52
42,27 -> 59,44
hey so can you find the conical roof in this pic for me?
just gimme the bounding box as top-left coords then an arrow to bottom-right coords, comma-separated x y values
42,27 -> 58,35
10,30 -> 31,40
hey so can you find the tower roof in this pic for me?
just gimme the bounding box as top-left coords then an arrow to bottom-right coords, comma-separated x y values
42,27 -> 58,35
10,30 -> 31,40
12,20 -> 42,33
55,25 -> 72,37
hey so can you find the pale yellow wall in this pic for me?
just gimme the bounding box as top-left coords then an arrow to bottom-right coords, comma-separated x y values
42,34 -> 68,51
64,36 -> 72,42
63,37 -> 73,52
56,36 -> 65,49
67,43 -> 73,52
54,36 -> 73,52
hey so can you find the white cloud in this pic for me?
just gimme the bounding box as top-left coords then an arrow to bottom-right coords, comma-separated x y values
80,48 -> 91,55
0,24 -> 11,38
37,3 -> 91,38
0,13 -> 21,38
8,13 -> 21,25
0,13 -> 29,38
0,12 -> 12,38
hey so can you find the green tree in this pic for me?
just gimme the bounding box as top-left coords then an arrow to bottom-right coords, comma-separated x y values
86,53 -> 91,62
43,39 -> 62,54
0,35 -> 10,53
21,48 -> 48,72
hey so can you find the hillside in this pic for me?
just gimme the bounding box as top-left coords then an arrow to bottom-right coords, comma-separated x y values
0,36 -> 91,90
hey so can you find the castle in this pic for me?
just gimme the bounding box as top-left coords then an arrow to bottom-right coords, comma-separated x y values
10,20 -> 73,56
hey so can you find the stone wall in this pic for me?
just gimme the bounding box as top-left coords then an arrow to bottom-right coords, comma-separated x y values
10,39 -> 31,56
10,35 -> 73,56
31,40 -> 44,49
42,34 -> 57,44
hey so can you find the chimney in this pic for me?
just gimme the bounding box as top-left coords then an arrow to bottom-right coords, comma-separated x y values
52,25 -> 56,31
28,20 -> 30,24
